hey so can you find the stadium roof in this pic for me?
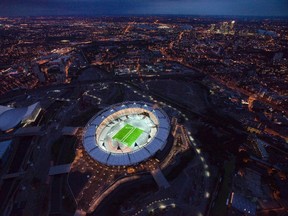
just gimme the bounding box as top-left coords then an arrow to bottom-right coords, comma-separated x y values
0,102 -> 40,131
83,101 -> 170,166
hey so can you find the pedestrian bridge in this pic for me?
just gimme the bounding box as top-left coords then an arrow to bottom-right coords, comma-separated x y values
49,163 -> 72,175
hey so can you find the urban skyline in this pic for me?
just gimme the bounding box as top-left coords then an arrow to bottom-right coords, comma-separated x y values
0,3 -> 287,216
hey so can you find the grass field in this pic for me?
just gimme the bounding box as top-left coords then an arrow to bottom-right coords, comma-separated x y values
113,124 -> 143,147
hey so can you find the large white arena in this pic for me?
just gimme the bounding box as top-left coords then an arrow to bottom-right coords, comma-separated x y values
83,101 -> 170,166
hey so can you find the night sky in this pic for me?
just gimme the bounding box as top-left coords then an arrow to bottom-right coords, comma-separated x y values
0,0 -> 287,17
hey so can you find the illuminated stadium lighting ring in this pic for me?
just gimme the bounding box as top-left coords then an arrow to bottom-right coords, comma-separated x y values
83,101 -> 170,166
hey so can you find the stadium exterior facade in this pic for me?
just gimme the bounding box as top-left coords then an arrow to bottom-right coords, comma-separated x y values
83,101 -> 170,166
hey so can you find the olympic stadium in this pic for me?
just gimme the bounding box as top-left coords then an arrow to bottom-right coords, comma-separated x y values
83,101 -> 170,166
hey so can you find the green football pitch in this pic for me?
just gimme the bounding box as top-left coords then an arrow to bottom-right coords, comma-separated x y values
112,124 -> 143,147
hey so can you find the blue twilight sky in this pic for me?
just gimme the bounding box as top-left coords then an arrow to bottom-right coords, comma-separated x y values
0,0 -> 287,17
